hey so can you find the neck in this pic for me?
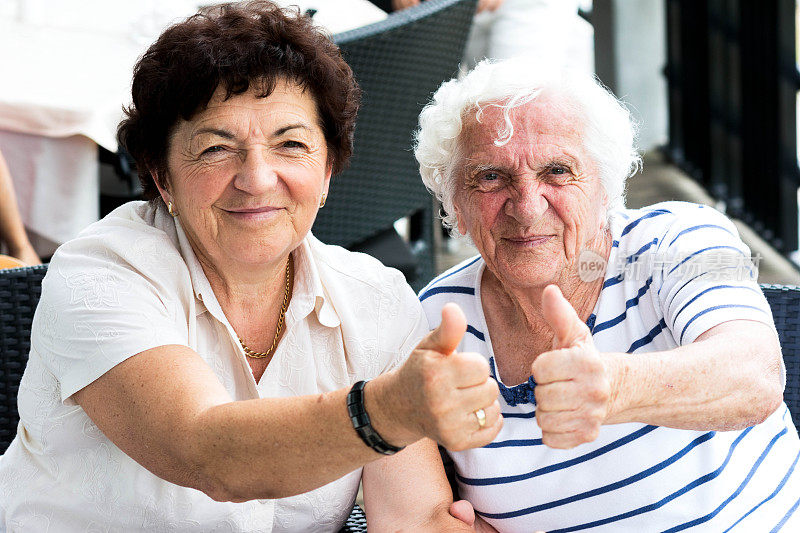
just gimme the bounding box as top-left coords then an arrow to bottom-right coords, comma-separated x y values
197,250 -> 291,311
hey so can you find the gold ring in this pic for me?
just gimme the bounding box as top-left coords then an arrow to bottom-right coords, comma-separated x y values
474,408 -> 486,428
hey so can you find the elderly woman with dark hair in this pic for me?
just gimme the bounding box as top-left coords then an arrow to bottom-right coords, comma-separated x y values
0,3 -> 502,531
416,58 -> 800,532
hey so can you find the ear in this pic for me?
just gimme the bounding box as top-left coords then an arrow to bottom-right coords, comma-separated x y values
152,169 -> 172,205
452,200 -> 468,235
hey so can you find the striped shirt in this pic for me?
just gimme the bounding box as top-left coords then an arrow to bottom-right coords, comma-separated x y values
419,202 -> 800,532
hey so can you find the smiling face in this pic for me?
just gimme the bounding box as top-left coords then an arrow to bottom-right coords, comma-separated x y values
158,80 -> 331,277
452,94 -> 609,290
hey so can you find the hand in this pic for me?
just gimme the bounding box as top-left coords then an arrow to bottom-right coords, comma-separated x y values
386,303 -> 502,451
477,0 -> 504,13
392,0 -> 421,11
450,500 -> 501,532
532,285 -> 612,449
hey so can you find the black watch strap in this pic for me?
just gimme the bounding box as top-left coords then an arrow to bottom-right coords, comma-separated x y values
347,380 -> 404,455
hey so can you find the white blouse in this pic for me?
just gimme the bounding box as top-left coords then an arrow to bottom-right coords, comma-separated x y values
0,201 -> 428,532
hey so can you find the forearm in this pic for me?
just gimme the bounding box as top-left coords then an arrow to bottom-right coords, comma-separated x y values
189,374 -> 420,501
363,438 -> 470,532
604,321 -> 784,430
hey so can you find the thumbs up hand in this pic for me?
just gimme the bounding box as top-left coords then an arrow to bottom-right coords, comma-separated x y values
532,285 -> 612,449
388,303 -> 502,451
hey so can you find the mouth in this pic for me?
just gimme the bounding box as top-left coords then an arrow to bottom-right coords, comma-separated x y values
223,206 -> 282,221
503,235 -> 555,247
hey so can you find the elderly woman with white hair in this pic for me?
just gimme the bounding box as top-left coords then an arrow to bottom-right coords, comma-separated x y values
416,58 -> 800,532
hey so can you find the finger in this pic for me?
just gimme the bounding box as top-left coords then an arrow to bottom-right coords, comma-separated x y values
541,284 -> 591,348
447,406 -> 504,451
446,351 -> 491,388
464,399 -> 500,433
541,430 -> 589,450
531,347 -> 580,384
473,399 -> 502,431
393,0 -> 419,10
535,409 -> 588,434
416,303 -> 467,356
449,378 -> 499,413
468,409 -> 504,449
534,381 -> 581,411
449,500 -> 475,526
541,424 -> 601,449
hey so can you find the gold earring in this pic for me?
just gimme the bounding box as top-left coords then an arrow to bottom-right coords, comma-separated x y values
167,201 -> 178,217
319,194 -> 327,208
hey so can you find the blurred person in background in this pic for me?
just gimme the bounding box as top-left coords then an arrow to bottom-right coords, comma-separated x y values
0,149 -> 40,265
370,0 -> 592,74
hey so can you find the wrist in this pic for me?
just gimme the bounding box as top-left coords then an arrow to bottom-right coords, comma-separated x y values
363,373 -> 421,448
602,353 -> 630,424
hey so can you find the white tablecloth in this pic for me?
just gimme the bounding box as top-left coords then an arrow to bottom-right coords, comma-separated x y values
0,0 -> 385,255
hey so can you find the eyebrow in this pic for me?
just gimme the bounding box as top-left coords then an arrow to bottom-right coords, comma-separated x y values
191,123 -> 311,141
274,123 -> 310,136
193,127 -> 236,140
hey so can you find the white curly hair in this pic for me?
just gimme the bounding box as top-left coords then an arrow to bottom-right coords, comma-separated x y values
414,57 -> 642,234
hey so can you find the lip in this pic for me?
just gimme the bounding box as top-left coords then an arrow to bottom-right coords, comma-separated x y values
223,206 -> 282,220
503,235 -> 555,246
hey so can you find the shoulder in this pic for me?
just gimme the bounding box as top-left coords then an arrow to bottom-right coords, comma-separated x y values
613,201 -> 740,253
418,254 -> 482,300
306,233 -> 414,305
417,254 -> 483,326
45,201 -> 188,298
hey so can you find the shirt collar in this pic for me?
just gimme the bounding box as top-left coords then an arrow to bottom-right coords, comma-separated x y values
291,235 -> 341,328
171,214 -> 339,328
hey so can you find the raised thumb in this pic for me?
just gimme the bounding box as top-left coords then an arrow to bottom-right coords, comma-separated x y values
541,284 -> 590,349
418,302 -> 467,356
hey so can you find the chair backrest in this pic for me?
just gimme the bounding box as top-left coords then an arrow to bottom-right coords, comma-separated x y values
312,0 -> 478,289
0,264 -> 47,453
761,285 -> 800,429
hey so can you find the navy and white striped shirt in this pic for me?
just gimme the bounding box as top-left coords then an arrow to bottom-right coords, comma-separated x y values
419,202 -> 800,532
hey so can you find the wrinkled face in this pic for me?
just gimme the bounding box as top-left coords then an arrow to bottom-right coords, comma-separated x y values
452,95 -> 608,289
159,80 -> 331,273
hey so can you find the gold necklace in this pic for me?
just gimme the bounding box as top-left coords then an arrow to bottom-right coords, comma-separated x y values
239,259 -> 291,359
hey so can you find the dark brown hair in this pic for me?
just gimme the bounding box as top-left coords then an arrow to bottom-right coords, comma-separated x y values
118,1 -> 360,200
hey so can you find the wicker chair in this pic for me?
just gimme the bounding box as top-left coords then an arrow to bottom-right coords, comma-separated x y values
312,0 -> 478,291
0,264 -> 46,453
761,285 -> 800,429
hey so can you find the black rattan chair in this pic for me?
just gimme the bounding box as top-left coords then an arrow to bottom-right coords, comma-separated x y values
312,0 -> 478,291
761,285 -> 800,429
0,264 -> 46,453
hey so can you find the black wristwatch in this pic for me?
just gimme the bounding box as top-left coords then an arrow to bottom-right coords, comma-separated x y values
346,380 -> 405,455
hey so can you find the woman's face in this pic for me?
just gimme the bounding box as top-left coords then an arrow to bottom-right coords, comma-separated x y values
452,94 -> 608,290
159,80 -> 331,274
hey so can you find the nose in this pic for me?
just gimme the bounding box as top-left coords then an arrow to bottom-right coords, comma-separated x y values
233,149 -> 279,195
505,178 -> 549,222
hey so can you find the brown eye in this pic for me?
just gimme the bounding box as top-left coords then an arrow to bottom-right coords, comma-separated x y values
201,145 -> 225,155
282,140 -> 307,149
